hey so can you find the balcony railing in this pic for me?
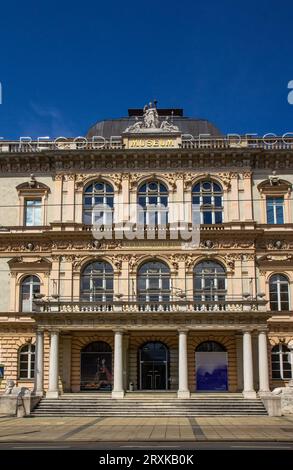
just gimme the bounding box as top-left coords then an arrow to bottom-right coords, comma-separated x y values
34,298 -> 268,314
0,137 -> 292,153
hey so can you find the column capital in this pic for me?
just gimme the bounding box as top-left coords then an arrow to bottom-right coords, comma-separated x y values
177,328 -> 189,334
256,328 -> 269,333
48,329 -> 61,335
113,329 -> 127,335
35,329 -> 45,335
242,328 -> 254,334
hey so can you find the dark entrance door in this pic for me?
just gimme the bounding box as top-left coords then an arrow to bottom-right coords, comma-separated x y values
139,342 -> 169,390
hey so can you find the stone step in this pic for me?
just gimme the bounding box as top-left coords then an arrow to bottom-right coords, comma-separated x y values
35,402 -> 265,407
32,411 -> 266,418
31,396 -> 267,417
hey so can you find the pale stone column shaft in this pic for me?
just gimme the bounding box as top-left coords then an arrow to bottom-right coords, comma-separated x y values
178,330 -> 190,398
243,331 -> 256,398
34,330 -> 44,395
112,330 -> 124,398
258,331 -> 270,392
62,335 -> 72,392
47,331 -> 59,398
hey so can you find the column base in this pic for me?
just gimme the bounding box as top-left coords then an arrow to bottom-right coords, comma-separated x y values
33,391 -> 44,397
242,390 -> 257,399
46,391 -> 59,399
112,390 -> 125,399
177,390 -> 191,399
258,390 -> 271,397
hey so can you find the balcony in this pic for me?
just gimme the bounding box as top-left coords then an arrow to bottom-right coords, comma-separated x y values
34,297 -> 268,314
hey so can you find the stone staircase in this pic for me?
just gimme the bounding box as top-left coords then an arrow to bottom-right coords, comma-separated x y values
30,393 -> 267,417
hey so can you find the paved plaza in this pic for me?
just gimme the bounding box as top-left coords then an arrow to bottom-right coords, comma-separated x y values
1,415 -> 293,443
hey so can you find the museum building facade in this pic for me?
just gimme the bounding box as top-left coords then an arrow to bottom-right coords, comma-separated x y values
0,103 -> 292,400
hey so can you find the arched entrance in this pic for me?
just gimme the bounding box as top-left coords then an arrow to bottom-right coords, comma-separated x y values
195,341 -> 228,391
138,342 -> 169,390
80,341 -> 112,391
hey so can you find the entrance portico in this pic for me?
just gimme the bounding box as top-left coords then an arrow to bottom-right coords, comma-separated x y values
33,306 -> 271,399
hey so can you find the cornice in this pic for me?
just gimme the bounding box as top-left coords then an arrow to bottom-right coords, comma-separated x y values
1,148 -> 293,174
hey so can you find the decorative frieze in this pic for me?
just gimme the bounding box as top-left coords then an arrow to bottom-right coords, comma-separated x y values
1,151 -> 293,176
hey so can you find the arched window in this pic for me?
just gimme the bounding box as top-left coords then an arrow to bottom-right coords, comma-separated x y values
137,181 -> 168,226
18,343 -> 35,379
137,261 -> 170,303
271,344 -> 292,380
192,180 -> 223,224
269,274 -> 289,311
196,341 -> 226,352
194,261 -> 226,302
83,181 -> 114,225
20,275 -> 40,312
81,261 -> 113,302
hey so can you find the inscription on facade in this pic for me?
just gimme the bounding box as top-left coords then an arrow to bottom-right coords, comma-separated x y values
126,138 -> 179,149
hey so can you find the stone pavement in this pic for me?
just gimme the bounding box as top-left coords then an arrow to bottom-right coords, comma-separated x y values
0,415 -> 293,442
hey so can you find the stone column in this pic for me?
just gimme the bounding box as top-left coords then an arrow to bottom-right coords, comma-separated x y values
236,333 -> 243,392
123,334 -> 129,390
177,330 -> 190,398
258,331 -> 270,393
47,330 -> 60,398
34,330 -> 44,395
242,330 -> 257,398
62,335 -> 72,393
112,330 -> 124,398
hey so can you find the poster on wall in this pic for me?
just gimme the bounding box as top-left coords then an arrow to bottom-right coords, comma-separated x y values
0,365 -> 4,380
81,354 -> 112,391
196,352 -> 228,391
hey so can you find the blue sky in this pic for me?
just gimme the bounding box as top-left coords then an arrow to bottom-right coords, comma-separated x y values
0,0 -> 292,139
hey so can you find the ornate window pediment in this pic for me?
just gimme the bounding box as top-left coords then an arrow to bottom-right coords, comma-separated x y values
8,256 -> 52,272
16,176 -> 50,227
257,178 -> 292,195
16,180 -> 50,195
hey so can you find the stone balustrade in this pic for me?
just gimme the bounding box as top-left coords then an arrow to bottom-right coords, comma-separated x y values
35,298 -> 267,314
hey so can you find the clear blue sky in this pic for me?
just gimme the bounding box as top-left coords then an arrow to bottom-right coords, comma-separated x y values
0,0 -> 293,139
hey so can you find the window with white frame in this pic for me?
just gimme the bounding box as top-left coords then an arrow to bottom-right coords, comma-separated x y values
20,275 -> 41,312
81,261 -> 113,302
83,181 -> 114,225
192,180 -> 223,224
24,199 -> 42,226
194,261 -> 226,302
271,344 -> 293,380
266,197 -> 284,224
137,261 -> 170,302
18,343 -> 35,379
269,274 -> 290,311
137,181 -> 169,226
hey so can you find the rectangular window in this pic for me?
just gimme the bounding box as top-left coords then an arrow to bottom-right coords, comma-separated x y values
266,197 -> 284,224
24,199 -> 42,226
